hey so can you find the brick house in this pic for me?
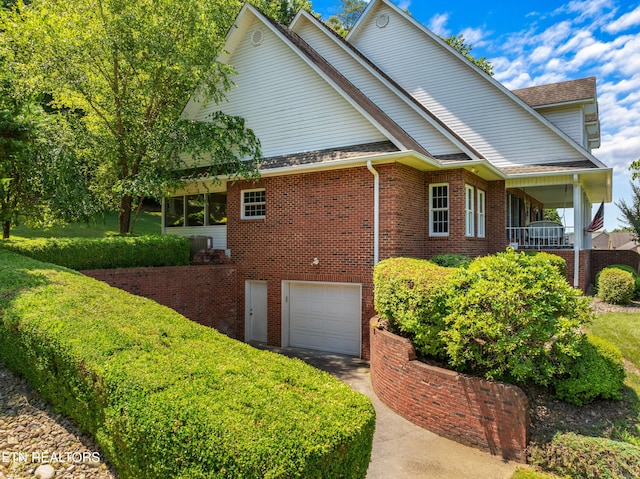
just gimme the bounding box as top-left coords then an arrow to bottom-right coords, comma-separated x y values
162,0 -> 612,359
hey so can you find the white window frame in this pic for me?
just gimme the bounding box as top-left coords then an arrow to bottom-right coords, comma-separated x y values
429,183 -> 449,236
477,189 -> 486,238
241,188 -> 266,219
465,184 -> 474,237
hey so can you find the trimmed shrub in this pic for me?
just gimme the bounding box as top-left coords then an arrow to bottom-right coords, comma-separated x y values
429,253 -> 472,268
441,249 -> 592,384
596,264 -> 640,299
529,432 -> 640,479
554,334 -> 625,405
0,235 -> 190,270
598,267 -> 635,305
373,257 -> 455,358
0,250 -> 375,479
526,251 -> 567,276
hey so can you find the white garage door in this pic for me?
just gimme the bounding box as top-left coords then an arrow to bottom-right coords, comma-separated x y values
288,282 -> 361,356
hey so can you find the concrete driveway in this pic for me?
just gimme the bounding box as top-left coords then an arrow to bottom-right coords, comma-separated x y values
262,346 -> 518,479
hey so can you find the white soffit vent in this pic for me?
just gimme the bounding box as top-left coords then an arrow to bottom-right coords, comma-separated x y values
251,29 -> 264,46
375,14 -> 389,28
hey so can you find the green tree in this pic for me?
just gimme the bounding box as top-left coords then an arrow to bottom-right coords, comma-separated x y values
443,34 -> 494,75
254,0 -> 312,25
616,180 -> 640,242
2,0 -> 262,234
326,0 -> 367,36
543,209 -> 561,222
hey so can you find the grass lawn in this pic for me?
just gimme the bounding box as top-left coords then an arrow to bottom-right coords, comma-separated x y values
8,211 -> 162,239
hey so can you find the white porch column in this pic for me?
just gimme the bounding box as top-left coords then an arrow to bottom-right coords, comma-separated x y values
572,175 -> 582,288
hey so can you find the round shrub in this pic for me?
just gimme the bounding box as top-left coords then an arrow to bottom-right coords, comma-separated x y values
441,248 -> 592,385
597,267 -> 635,305
596,264 -> 640,299
554,334 -> 625,406
374,257 -> 455,358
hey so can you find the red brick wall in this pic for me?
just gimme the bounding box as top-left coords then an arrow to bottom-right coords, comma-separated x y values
370,320 -> 529,462
226,165 -> 506,358
545,249 -> 640,292
82,265 -> 238,338
227,167 -> 377,358
424,170 -> 499,258
590,250 -> 640,286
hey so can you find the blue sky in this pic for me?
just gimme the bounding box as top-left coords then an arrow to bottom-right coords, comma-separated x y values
310,0 -> 640,231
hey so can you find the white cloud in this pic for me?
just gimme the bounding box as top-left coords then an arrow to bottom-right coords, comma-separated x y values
459,26 -> 488,48
397,0 -> 412,10
605,5 -> 640,33
428,12 -> 451,37
530,45 -> 554,63
563,0 -> 616,22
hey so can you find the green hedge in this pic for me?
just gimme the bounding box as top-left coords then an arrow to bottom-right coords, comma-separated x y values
373,257 -> 455,358
529,432 -> 640,479
0,250 -> 375,479
0,235 -> 190,269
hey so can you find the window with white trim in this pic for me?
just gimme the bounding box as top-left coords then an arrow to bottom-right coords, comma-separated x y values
429,183 -> 449,236
477,189 -> 486,238
241,188 -> 266,219
465,184 -> 474,237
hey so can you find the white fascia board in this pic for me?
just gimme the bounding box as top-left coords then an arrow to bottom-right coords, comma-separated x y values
353,0 -> 609,171
505,167 -> 612,181
292,10 -> 482,161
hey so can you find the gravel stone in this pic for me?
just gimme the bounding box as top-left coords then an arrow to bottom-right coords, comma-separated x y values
0,363 -> 117,479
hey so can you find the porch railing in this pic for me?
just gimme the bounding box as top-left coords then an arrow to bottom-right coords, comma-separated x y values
507,221 -> 574,250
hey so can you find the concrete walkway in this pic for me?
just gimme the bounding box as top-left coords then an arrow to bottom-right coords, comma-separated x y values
263,346 -> 518,479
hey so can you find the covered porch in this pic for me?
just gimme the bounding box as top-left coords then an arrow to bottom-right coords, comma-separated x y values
503,168 -> 612,288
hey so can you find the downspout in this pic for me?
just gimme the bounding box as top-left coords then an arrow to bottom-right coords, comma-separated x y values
573,174 -> 581,288
367,161 -> 379,265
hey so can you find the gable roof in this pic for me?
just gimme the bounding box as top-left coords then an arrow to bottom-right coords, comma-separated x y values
261,13 -> 432,158
289,9 -> 485,161
512,77 -> 597,107
180,1 -> 611,201
347,0 -> 609,172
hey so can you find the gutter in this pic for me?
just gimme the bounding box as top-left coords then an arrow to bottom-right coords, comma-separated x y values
367,160 -> 380,265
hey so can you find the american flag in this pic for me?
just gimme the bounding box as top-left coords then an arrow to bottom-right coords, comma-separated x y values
585,202 -> 604,232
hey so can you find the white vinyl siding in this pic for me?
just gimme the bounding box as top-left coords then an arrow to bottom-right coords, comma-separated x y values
350,3 -> 589,168
294,18 -> 463,156
477,189 -> 486,238
429,183 -> 449,236
535,106 -> 584,147
465,184 -> 474,237
197,18 -> 386,158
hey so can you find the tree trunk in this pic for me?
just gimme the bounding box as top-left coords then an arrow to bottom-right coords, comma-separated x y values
118,195 -> 133,234
2,220 -> 10,239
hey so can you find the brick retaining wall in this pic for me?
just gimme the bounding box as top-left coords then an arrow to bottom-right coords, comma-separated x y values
370,319 -> 529,462
83,265 -> 238,338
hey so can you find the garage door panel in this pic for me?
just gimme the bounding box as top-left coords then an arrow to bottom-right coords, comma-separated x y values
288,282 -> 361,356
